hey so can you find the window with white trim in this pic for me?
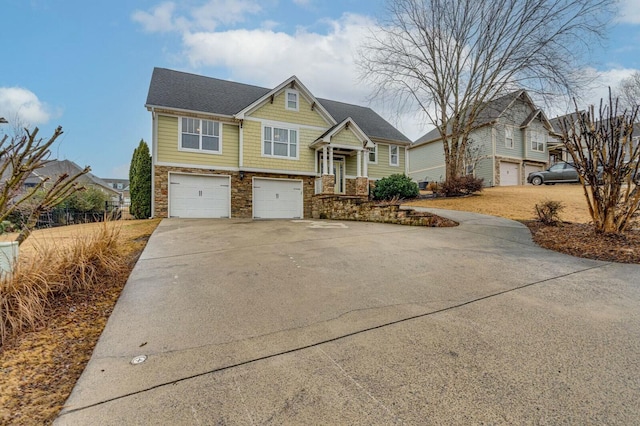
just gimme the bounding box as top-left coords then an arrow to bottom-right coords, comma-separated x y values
530,130 -> 544,152
368,144 -> 377,163
263,125 -> 298,159
180,117 -> 221,153
285,89 -> 299,111
389,145 -> 399,166
505,126 -> 514,148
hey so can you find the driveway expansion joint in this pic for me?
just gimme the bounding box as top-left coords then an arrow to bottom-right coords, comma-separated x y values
58,263 -> 608,418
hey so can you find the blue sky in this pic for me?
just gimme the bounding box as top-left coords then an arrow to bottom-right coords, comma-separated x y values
1,0 -> 640,179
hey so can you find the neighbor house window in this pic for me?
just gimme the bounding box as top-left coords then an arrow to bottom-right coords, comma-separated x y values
505,126 -> 514,148
389,145 -> 399,166
530,131 -> 544,152
368,144 -> 377,163
263,125 -> 298,159
180,117 -> 221,153
285,89 -> 299,111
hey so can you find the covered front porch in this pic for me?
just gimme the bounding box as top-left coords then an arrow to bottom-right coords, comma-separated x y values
310,117 -> 374,197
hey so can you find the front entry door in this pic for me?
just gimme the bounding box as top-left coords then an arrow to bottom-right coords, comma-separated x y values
333,160 -> 345,194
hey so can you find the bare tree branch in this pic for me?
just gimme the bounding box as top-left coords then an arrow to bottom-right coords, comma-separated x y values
560,91 -> 640,234
359,0 -> 614,180
0,126 -> 90,245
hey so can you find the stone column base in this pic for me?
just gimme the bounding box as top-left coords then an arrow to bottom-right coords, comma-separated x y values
355,177 -> 369,196
322,174 -> 335,194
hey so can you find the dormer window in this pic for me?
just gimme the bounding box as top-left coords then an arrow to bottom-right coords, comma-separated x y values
285,89 -> 299,111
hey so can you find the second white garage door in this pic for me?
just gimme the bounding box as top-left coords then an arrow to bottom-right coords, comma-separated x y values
169,174 -> 230,218
499,162 -> 519,186
253,178 -> 303,219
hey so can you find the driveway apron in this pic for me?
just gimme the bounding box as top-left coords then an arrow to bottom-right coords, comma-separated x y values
56,210 -> 640,425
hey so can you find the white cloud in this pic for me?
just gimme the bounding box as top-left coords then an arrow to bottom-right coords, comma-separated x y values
581,67 -> 640,106
0,87 -> 54,126
132,0 -> 262,33
191,0 -> 261,29
183,14 -> 372,101
179,13 -> 429,139
132,2 -> 179,33
617,0 -> 640,24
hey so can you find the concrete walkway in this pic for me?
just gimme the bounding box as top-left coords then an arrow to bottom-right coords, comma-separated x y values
56,210 -> 640,425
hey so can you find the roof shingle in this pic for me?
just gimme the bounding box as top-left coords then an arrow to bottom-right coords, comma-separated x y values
146,68 -> 410,144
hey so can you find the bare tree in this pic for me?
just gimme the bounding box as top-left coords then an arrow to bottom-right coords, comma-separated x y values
0,126 -> 89,245
615,71 -> 640,111
359,0 -> 614,181
560,94 -> 640,234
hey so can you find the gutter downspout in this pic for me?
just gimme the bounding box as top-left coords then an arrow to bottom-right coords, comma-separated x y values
150,107 -> 156,218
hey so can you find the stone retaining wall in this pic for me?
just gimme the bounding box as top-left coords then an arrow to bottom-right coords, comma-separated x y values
312,195 -> 456,227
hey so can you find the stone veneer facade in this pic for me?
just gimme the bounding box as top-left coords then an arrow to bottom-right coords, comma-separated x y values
154,165 -> 316,219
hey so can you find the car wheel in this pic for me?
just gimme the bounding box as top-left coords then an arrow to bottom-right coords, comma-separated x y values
531,176 -> 543,185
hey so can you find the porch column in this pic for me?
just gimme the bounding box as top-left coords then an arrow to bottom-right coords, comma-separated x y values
329,146 -> 334,175
356,150 -> 362,177
363,149 -> 369,177
322,146 -> 328,175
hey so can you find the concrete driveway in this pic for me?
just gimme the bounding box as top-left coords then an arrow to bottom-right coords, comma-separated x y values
57,210 -> 640,425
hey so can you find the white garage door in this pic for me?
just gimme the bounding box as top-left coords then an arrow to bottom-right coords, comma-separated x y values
499,162 -> 519,186
169,174 -> 230,218
253,178 -> 303,219
524,164 -> 544,184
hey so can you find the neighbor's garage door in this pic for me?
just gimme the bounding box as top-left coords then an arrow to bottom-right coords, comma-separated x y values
499,162 -> 519,186
253,178 -> 303,219
169,174 -> 230,218
524,164 -> 544,184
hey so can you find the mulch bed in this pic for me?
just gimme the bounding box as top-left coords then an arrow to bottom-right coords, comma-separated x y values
525,221 -> 640,264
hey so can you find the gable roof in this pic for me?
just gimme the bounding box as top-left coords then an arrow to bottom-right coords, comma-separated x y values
146,68 -> 270,117
146,67 -> 410,144
234,75 -> 335,125
549,111 -> 586,134
311,117 -> 374,149
412,90 -> 539,147
318,98 -> 410,144
31,160 -> 118,195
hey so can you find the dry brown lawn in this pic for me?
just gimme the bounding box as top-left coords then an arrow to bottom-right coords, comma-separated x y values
405,184 -> 593,223
0,219 -> 160,425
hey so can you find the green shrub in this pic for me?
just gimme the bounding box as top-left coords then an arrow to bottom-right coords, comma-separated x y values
63,187 -> 109,212
129,140 -> 152,219
535,199 -> 564,225
372,174 -> 419,200
437,175 -> 484,197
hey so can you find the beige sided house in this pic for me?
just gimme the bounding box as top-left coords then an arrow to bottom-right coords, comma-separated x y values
146,68 -> 411,219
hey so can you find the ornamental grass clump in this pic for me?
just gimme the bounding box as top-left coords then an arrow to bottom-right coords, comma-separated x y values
0,223 -> 125,345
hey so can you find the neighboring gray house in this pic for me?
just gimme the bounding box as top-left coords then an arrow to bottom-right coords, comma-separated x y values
28,159 -> 120,201
549,112 -> 640,164
408,90 -> 557,186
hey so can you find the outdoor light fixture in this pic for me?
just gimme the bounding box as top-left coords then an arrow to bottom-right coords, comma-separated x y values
239,171 -> 245,180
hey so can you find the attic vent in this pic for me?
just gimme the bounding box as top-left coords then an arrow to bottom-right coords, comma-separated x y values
290,81 -> 295,89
